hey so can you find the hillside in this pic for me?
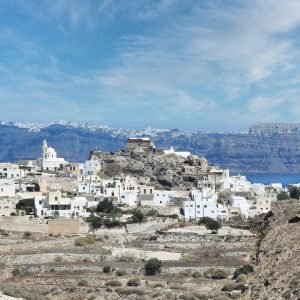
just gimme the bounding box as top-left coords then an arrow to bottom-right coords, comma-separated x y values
245,201 -> 300,299
1,122 -> 300,173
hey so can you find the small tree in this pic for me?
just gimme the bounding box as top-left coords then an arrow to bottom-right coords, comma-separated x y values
90,214 -> 103,230
205,219 -> 221,233
288,185 -> 300,199
144,258 -> 162,276
232,265 -> 254,279
96,198 -> 114,214
277,191 -> 289,200
131,210 -> 145,223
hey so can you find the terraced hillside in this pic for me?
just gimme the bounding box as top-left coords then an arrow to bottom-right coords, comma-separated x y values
0,224 -> 256,300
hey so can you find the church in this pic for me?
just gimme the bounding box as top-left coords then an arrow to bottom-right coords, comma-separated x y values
37,140 -> 68,171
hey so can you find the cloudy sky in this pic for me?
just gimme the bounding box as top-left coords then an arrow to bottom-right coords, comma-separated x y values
1,0 -> 300,131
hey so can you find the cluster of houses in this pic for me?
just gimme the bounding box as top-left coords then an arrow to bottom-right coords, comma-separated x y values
0,139 -> 285,222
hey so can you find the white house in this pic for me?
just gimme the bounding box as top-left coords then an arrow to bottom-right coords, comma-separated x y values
83,160 -> 101,176
0,179 -> 15,197
34,190 -> 92,218
37,140 -> 68,171
0,163 -> 28,179
181,190 -> 219,220
120,191 -> 139,206
163,146 -> 191,158
220,175 -> 252,193
229,195 -> 254,218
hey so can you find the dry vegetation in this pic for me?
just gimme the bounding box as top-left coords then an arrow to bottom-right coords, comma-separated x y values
0,224 -> 256,299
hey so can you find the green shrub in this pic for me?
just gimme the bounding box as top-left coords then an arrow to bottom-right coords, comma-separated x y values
23,231 -> 32,239
232,265 -> 254,279
131,210 -> 145,223
192,271 -> 202,278
145,258 -> 162,276
78,279 -> 88,286
54,256 -> 63,263
74,234 -> 95,246
211,269 -> 229,279
11,267 -> 20,277
106,280 -> 122,287
127,278 -> 141,286
103,266 -> 111,273
116,269 -> 127,276
115,287 -> 145,296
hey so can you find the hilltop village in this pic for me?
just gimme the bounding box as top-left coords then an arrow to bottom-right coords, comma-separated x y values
0,137 -> 280,225
1,138 -> 300,300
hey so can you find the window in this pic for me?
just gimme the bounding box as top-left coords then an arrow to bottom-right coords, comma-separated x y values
144,189 -> 146,194
204,205 -> 207,208
55,197 -> 58,201
197,205 -> 200,208
211,210 -> 214,213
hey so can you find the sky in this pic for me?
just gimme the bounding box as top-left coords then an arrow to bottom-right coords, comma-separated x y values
1,0 -> 300,131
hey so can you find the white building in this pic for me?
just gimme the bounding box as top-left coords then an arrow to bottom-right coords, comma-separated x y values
0,163 -> 28,179
0,179 -> 15,197
120,191 -> 139,206
229,195 -> 254,218
221,175 -> 252,192
163,146 -> 191,158
83,160 -> 101,176
37,140 -> 68,171
181,189 -> 219,220
34,191 -> 93,218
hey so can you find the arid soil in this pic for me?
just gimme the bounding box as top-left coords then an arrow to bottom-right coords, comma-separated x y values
243,201 -> 300,300
0,224 -> 256,300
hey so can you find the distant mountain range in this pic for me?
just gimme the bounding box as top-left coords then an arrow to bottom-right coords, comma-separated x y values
1,121 -> 300,174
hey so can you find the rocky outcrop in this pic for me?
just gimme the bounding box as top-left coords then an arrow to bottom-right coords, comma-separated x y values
245,201 -> 300,300
90,148 -> 208,190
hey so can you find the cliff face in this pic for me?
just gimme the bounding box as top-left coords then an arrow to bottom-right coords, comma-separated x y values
245,201 -> 300,300
1,123 -> 300,174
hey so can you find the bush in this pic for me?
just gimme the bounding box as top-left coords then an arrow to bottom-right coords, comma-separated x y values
78,279 -> 88,286
96,199 -> 114,213
54,256 -> 63,263
106,280 -> 122,287
11,267 -> 20,277
277,191 -> 290,200
115,287 -> 145,296
103,266 -> 111,273
131,210 -> 145,223
211,269 -> 229,279
288,186 -> 300,199
205,219 -> 222,233
145,258 -> 162,276
23,231 -> 32,239
74,235 -> 95,246
10,212 -> 17,216
127,278 -> 141,286
232,265 -> 254,279
116,270 -> 127,276
192,271 -> 202,278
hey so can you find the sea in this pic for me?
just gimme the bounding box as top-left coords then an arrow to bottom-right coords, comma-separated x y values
244,173 -> 300,187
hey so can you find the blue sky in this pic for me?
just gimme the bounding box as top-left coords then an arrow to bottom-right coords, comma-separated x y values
1,0 -> 300,131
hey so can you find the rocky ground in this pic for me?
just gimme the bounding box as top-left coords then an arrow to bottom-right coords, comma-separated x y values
244,200 -> 300,300
90,148 -> 208,190
0,223 -> 255,300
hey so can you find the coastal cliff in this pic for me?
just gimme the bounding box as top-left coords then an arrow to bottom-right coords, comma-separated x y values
1,122 -> 300,174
